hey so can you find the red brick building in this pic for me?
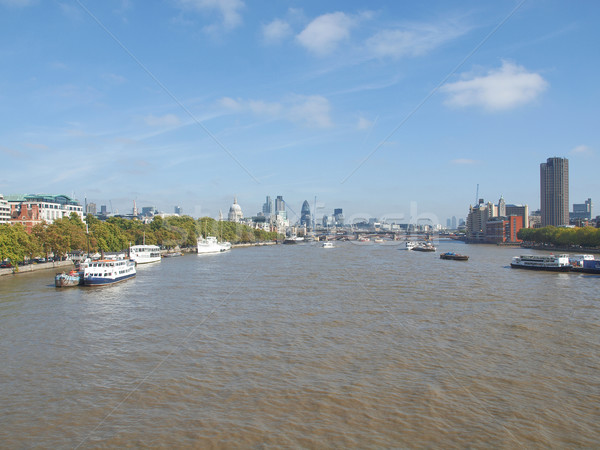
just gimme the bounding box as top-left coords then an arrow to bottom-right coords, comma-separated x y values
485,215 -> 523,243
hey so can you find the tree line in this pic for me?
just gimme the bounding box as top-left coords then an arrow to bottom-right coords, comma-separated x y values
0,214 -> 279,267
517,226 -> 600,248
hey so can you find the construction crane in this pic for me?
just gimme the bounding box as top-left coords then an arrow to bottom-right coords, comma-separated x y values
475,184 -> 479,206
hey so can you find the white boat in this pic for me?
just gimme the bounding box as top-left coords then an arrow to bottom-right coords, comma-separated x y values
82,257 -> 137,286
404,241 -> 418,250
129,244 -> 161,264
412,242 -> 436,252
322,241 -> 334,248
197,236 -> 231,254
510,254 -> 571,272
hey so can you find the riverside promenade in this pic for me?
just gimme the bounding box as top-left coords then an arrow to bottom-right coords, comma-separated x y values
0,260 -> 74,278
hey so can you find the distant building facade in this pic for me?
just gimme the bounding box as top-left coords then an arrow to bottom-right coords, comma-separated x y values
174,205 -> 182,215
466,197 -> 527,243
540,157 -> 569,226
0,194 -> 10,224
228,197 -> 244,222
570,198 -> 592,221
300,200 -> 311,229
333,208 -> 344,226
262,196 -> 273,217
6,194 -> 83,232
86,202 -> 97,216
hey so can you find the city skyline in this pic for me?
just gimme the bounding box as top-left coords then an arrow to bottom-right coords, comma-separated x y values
1,1 -> 598,220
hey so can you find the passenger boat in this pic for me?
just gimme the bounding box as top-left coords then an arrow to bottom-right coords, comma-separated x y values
129,244 -> 161,264
55,269 -> 82,287
197,236 -> 231,254
322,241 -> 334,249
82,257 -> 137,286
440,252 -> 469,261
404,241 -> 417,250
412,242 -> 436,252
283,235 -> 304,244
570,255 -> 600,274
510,254 -> 571,272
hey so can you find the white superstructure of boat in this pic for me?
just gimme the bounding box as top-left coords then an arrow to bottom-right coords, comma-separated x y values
404,241 -> 418,250
83,257 -> 137,286
129,244 -> 161,264
197,236 -> 231,254
510,254 -> 571,272
322,241 -> 334,248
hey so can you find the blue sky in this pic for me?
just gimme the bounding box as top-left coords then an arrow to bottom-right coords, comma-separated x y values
1,0 -> 598,224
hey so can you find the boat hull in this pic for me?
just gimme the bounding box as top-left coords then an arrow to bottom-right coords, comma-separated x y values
510,263 -> 571,272
55,272 -> 82,287
83,272 -> 136,286
440,253 -> 468,261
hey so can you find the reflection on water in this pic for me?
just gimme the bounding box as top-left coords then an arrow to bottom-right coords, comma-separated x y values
0,242 -> 599,447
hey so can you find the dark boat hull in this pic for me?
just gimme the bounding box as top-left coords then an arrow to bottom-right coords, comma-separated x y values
440,254 -> 468,261
510,263 -> 571,272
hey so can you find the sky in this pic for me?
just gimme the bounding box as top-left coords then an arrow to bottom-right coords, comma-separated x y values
1,0 -> 598,224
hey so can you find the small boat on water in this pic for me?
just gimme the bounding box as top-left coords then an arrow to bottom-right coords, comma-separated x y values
129,244 -> 161,264
283,235 -> 304,244
55,269 -> 82,287
322,241 -> 334,249
197,236 -> 231,254
82,256 -> 137,286
404,241 -> 418,250
162,251 -> 183,258
412,242 -> 436,252
510,254 -> 571,272
440,252 -> 469,261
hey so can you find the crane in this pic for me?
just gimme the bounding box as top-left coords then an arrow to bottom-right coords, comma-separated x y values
475,184 -> 479,206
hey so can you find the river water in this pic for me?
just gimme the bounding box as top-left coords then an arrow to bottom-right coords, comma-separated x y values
0,241 -> 598,448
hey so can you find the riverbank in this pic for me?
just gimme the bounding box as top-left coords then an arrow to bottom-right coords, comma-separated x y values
0,260 -> 74,278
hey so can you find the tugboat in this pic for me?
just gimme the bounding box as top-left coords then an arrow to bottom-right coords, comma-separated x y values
440,252 -> 469,261
55,269 -> 83,287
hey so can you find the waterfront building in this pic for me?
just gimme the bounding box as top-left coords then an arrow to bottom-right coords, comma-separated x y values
7,194 -> 84,232
0,194 -> 10,224
262,196 -> 273,217
485,216 -> 523,243
540,157 -> 569,226
228,197 -> 244,222
466,200 -> 496,241
300,200 -> 311,229
570,198 -> 592,221
505,204 -> 529,229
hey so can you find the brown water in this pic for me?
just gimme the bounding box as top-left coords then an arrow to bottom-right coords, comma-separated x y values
1,241 -> 598,448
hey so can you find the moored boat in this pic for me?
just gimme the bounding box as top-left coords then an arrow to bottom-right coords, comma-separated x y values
440,252 -> 469,261
510,254 -> 571,272
197,236 -> 231,254
570,255 -> 600,274
129,244 -> 161,264
55,269 -> 82,287
82,257 -> 137,286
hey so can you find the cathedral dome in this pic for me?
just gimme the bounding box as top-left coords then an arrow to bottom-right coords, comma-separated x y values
228,197 -> 244,222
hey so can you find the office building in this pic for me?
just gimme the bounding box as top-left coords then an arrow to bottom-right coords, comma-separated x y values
0,194 -> 10,224
174,205 -> 182,215
262,196 -> 273,217
571,198 -> 592,221
6,194 -> 84,232
540,157 -> 569,226
300,200 -> 311,229
275,196 -> 285,214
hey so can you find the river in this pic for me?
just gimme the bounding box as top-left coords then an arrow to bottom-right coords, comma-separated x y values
1,240 -> 598,447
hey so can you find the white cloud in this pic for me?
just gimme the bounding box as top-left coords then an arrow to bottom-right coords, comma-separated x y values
218,95 -> 333,128
296,12 -> 355,56
570,145 -> 593,156
144,114 -> 181,127
177,0 -> 244,30
288,95 -> 333,128
367,22 -> 467,59
262,18 -> 292,44
357,117 -> 373,130
451,158 -> 479,165
441,61 -> 549,111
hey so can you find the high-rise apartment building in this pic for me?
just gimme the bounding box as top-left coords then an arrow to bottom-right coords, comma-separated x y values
540,157 -> 569,226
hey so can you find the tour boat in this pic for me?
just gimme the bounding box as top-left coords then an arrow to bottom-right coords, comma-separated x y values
412,242 -> 436,252
55,269 -> 82,287
129,244 -> 161,264
440,252 -> 469,261
82,257 -> 137,286
404,241 -> 418,250
197,236 -> 231,254
510,254 -> 571,272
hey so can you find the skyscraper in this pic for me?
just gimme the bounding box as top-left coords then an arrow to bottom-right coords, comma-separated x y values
540,157 -> 569,226
275,195 -> 285,213
262,196 -> 273,217
300,200 -> 311,229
